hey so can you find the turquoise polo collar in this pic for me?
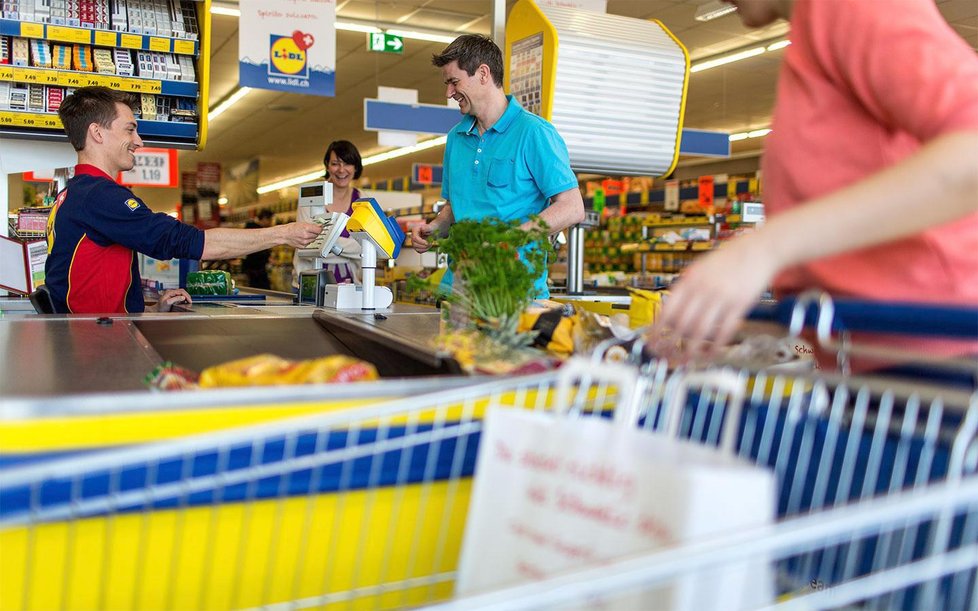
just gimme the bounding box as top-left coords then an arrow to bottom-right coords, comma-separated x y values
457,95 -> 522,135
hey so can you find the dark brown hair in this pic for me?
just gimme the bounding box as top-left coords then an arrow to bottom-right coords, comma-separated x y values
57,86 -> 138,151
323,140 -> 363,180
431,34 -> 503,87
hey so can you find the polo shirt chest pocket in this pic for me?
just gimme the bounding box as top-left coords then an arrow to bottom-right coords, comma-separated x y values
487,157 -> 516,188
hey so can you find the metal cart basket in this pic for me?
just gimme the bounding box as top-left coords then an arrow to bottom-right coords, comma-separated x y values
1,295 -> 975,610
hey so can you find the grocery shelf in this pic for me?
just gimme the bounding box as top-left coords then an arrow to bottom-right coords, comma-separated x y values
0,18 -> 199,56
0,65 -> 198,97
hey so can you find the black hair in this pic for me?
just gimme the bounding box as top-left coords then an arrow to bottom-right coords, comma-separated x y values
323,140 -> 363,180
431,34 -> 504,87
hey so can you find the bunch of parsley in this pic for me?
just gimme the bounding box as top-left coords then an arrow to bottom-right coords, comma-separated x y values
433,217 -> 553,334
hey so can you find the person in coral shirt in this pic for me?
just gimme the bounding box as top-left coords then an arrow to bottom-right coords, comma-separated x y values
650,0 -> 978,358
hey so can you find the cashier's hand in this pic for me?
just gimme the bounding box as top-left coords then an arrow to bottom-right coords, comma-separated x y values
645,233 -> 779,360
279,222 -> 324,248
155,288 -> 192,312
412,221 -> 438,253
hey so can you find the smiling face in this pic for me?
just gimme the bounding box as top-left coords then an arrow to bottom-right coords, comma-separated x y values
100,102 -> 143,173
327,150 -> 355,188
442,60 -> 484,118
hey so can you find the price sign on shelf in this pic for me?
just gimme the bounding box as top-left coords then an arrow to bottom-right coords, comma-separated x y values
118,148 -> 178,187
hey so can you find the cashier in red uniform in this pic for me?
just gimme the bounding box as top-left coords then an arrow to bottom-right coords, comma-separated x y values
44,86 -> 322,314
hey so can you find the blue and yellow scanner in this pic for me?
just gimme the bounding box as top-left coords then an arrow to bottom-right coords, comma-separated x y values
347,198 -> 406,259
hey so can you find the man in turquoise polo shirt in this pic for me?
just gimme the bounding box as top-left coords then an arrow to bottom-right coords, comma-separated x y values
412,34 -> 585,298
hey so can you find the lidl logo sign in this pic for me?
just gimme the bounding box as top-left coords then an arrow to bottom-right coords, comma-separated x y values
269,33 -> 310,77
124,198 -> 140,211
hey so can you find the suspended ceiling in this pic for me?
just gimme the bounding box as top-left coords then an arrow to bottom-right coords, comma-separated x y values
179,0 -> 978,201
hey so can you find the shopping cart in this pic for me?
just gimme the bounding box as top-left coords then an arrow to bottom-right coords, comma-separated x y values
0,294 -> 975,610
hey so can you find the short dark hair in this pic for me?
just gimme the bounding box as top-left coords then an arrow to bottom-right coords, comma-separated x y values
323,140 -> 363,180
432,34 -> 504,87
58,86 -> 138,151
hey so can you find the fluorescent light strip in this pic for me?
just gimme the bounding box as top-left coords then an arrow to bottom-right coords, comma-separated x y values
385,29 -> 456,44
729,128 -> 772,141
336,22 -> 381,34
208,87 -> 252,121
362,136 -> 448,165
210,6 -> 239,16
256,136 -> 449,194
691,47 -> 765,73
257,169 -> 325,195
690,38 -> 790,73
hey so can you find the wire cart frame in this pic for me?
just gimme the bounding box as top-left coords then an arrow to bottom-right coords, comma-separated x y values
1,293 -> 975,610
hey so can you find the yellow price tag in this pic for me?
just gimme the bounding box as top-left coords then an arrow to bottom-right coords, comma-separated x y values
59,73 -> 85,88
10,68 -> 28,83
20,22 -> 45,38
119,77 -> 139,92
0,67 -> 14,81
120,34 -> 143,49
0,113 -> 15,125
748,177 -> 759,196
84,75 -> 105,87
173,39 -> 195,55
48,26 -> 92,44
39,70 -> 60,85
727,178 -> 738,200
107,77 -> 124,90
94,31 -> 118,47
149,37 -> 171,52
145,81 -> 162,94
37,114 -> 62,128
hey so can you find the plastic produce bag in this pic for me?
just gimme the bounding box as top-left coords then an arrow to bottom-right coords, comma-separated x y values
186,270 -> 234,295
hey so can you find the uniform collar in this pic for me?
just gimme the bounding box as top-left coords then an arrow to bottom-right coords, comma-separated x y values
457,95 -> 522,135
75,164 -> 115,181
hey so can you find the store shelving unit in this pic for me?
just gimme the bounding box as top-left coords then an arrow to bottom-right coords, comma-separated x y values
0,0 -> 210,150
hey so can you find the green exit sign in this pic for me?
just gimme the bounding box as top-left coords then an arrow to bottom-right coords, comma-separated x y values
367,32 -> 404,54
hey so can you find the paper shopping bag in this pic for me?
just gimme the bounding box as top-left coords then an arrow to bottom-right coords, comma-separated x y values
456,407 -> 775,610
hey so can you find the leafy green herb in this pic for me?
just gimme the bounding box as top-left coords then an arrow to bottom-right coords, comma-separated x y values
433,216 -> 553,344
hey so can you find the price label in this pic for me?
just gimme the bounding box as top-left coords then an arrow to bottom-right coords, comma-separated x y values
20,22 -> 45,38
698,175 -> 715,209
11,68 -> 29,82
48,25 -> 92,44
118,148 -> 178,187
84,75 -> 104,87
107,78 -> 124,90
120,33 -> 143,49
145,81 -> 162,94
95,31 -> 118,47
59,73 -> 84,87
39,70 -> 60,85
173,39 -> 195,55
0,114 -> 15,125
149,37 -> 171,52
0,67 -> 14,81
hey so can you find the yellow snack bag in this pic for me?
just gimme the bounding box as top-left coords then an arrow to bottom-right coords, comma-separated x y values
199,354 -> 378,387
627,287 -> 665,329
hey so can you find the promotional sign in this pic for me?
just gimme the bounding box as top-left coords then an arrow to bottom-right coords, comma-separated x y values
698,175 -> 715,209
457,408 -> 775,610
118,148 -> 178,187
664,179 -> 680,211
411,163 -> 443,186
238,0 -> 336,97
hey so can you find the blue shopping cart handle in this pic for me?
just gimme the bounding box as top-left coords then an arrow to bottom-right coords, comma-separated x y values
748,297 -> 978,339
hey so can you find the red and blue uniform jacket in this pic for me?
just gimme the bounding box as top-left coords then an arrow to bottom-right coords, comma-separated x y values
44,164 -> 205,313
